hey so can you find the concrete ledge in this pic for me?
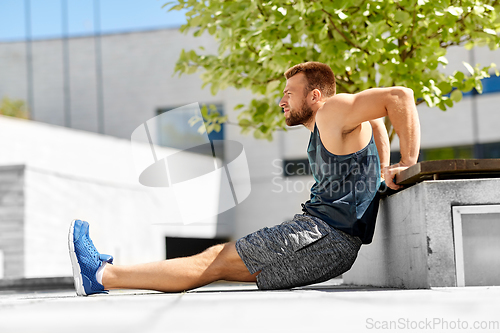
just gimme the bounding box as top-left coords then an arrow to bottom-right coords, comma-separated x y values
0,277 -> 73,291
344,178 -> 500,288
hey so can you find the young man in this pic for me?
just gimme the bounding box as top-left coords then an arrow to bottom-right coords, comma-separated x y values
69,62 -> 420,295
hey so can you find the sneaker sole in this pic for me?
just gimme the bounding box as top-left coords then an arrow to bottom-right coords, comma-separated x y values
68,220 -> 87,296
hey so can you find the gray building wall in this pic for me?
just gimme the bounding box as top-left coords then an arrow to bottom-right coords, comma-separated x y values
0,165 -> 25,278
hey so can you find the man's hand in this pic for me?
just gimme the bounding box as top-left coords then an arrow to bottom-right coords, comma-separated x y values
382,162 -> 413,190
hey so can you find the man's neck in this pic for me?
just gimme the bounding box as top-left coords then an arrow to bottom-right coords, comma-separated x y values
303,102 -> 325,132
303,116 -> 316,132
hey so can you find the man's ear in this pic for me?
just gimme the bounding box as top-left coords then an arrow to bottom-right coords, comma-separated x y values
311,89 -> 322,103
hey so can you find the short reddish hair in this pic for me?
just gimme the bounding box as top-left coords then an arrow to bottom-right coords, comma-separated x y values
284,62 -> 336,97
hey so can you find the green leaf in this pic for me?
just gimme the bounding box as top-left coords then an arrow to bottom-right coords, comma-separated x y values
206,123 -> 215,134
394,10 -> 410,23
200,105 -> 209,118
437,81 -> 452,95
464,41 -> 475,50
240,126 -> 251,135
450,89 -> 462,103
335,10 -> 348,20
197,124 -> 207,135
454,71 -> 465,83
423,94 -> 434,107
444,97 -> 454,108
239,118 -> 252,126
446,6 -> 463,16
492,63 -> 500,77
475,81 -> 483,94
266,80 -> 281,94
437,56 -> 448,66
253,129 -> 264,139
462,62 -> 474,75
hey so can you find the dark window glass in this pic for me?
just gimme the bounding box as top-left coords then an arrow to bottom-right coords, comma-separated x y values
481,142 -> 500,158
166,237 -> 229,259
282,158 -> 311,177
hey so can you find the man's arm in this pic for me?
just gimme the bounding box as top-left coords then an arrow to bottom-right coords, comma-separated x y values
370,118 -> 405,190
369,118 -> 390,170
323,87 -> 420,189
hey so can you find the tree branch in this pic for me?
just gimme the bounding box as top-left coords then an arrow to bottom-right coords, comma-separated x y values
346,0 -> 366,16
322,9 -> 371,55
255,0 -> 266,18
406,7 -> 417,57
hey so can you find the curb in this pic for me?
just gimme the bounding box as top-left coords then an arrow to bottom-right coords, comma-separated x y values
0,277 -> 73,291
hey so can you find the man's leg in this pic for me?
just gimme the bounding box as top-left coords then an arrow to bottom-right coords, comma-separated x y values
102,242 -> 258,292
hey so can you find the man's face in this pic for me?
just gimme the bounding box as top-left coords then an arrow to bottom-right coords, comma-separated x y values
279,73 -> 314,127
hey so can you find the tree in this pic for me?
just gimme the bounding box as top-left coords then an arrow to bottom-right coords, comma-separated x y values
0,97 -> 29,119
166,0 -> 500,141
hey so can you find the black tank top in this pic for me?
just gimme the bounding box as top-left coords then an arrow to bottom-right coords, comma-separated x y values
302,123 -> 381,244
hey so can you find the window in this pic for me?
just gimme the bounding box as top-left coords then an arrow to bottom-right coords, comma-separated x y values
452,205 -> 500,286
157,103 -> 224,158
166,237 -> 229,259
480,75 -> 500,95
420,145 -> 474,161
391,141 -> 500,162
481,142 -> 500,158
282,158 -> 312,177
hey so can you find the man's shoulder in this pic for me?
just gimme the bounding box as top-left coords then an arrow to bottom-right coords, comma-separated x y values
325,92 -> 353,103
316,93 -> 354,125
317,87 -> 391,126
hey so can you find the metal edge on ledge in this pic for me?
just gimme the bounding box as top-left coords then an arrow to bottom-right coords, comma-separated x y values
396,159 -> 500,186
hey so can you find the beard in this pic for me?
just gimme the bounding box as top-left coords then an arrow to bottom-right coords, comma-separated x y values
285,99 -> 314,126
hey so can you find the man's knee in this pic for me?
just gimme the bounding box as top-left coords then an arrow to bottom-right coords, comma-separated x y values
196,243 -> 227,279
200,242 -> 246,279
201,243 -> 225,262
203,242 -> 235,266
211,242 -> 256,282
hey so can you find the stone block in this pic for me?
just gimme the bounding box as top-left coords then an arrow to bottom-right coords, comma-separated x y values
344,178 -> 500,288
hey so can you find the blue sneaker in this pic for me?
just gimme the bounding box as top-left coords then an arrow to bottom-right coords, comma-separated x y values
68,219 -> 113,296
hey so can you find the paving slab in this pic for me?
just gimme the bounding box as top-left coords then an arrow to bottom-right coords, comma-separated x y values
0,280 -> 499,333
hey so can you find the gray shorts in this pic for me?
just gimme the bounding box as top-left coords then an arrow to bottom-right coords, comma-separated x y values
235,214 -> 362,290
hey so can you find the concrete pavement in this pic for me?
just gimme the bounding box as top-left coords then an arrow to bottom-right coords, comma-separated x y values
1,279 -> 499,333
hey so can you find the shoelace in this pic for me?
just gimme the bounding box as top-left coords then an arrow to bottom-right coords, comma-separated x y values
84,234 -> 99,261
